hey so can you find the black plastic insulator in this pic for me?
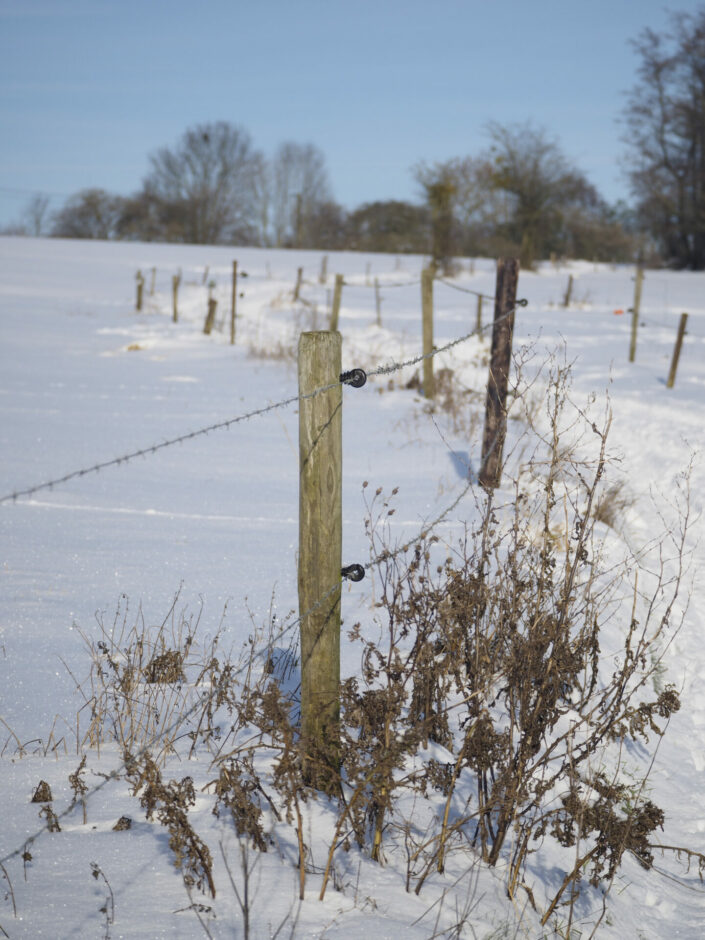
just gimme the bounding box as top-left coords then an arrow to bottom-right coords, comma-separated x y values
340,368 -> 367,388
341,564 -> 365,582
516,297 -> 529,307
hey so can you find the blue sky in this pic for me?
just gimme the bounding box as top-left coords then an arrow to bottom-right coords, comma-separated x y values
0,0 -> 700,230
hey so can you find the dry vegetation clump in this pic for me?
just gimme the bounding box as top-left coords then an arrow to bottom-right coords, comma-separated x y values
11,366 -> 700,937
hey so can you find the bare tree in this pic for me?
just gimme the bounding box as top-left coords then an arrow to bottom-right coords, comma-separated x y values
485,122 -> 598,268
271,142 -> 332,247
623,8 -> 705,269
23,194 -> 51,236
51,189 -> 123,240
142,122 -> 263,245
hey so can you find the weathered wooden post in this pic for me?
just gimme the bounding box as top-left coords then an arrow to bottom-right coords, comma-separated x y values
421,267 -> 435,399
203,297 -> 217,334
319,255 -> 328,284
475,294 -> 483,334
202,265 -> 209,286
135,270 -> 144,311
329,273 -> 344,332
298,331 -> 342,791
293,266 -> 303,301
172,272 -> 180,323
666,313 -> 688,389
562,274 -> 573,307
479,257 -> 520,489
149,266 -> 156,296
629,263 -> 644,362
374,277 -> 382,327
230,260 -> 238,345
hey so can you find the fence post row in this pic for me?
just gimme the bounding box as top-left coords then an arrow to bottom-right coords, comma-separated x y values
479,257 -> 520,489
629,263 -> 644,362
329,273 -> 344,332
421,267 -> 435,399
666,313 -> 688,388
298,331 -> 343,792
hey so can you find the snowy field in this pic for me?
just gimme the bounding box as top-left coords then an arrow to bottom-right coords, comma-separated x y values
0,236 -> 704,938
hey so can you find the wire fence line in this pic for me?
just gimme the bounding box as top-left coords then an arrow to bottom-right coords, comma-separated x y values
0,442 -> 490,869
1,300 -> 524,506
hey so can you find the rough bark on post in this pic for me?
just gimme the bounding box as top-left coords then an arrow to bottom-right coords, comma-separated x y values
479,257 -> 520,489
374,277 -> 382,327
293,266 -> 303,301
172,273 -> 180,323
666,313 -> 688,388
135,271 -> 144,311
629,264 -> 644,362
203,297 -> 217,334
329,274 -> 344,332
298,331 -> 342,791
421,267 -> 435,399
230,260 -> 238,345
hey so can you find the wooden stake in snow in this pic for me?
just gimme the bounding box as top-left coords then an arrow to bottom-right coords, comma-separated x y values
230,260 -> 238,345
562,274 -> 573,307
172,272 -> 180,323
476,294 -> 483,334
298,331 -> 342,791
479,257 -> 519,489
135,270 -> 144,311
666,313 -> 688,389
329,274 -> 344,332
202,265 -> 209,286
293,266 -> 303,301
629,264 -> 644,362
203,297 -> 217,334
421,267 -> 435,399
319,255 -> 328,284
374,277 -> 382,327
149,266 -> 156,297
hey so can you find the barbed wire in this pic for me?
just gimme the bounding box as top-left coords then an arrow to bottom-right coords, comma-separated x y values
1,298 -> 524,505
367,301 -> 522,378
436,277 -> 498,301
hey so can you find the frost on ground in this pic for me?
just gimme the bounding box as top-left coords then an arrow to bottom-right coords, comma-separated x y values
0,237 -> 704,938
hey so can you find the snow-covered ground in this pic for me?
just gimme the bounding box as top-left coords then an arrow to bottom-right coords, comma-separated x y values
0,236 -> 703,937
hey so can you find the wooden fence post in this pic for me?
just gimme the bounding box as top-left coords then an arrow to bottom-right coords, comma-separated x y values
230,260 -> 238,345
374,277 -> 382,327
666,313 -> 688,388
475,294 -> 483,334
172,273 -> 180,323
203,297 -> 217,334
479,257 -> 520,489
202,265 -> 209,286
329,273 -> 344,331
629,264 -> 644,362
421,267 -> 435,398
135,270 -> 144,311
562,274 -> 573,307
298,330 -> 342,791
149,266 -> 156,297
319,255 -> 328,284
293,266 -> 303,301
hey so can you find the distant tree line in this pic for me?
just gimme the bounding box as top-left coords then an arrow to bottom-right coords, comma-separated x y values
7,6 -> 704,269
23,117 -> 634,269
